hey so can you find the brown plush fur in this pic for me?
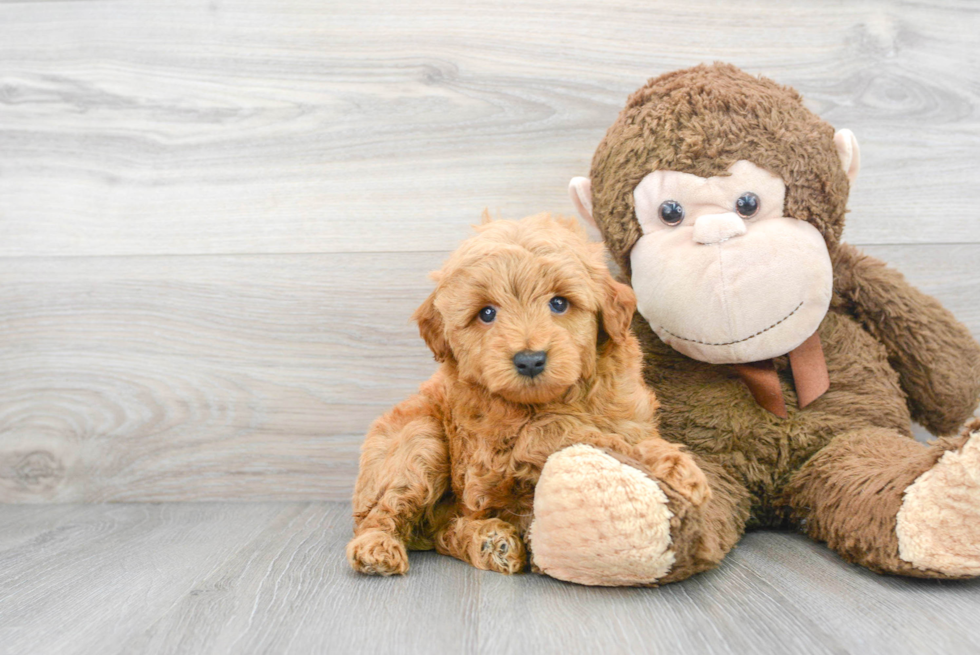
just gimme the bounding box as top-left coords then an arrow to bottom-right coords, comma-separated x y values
786,427 -> 972,577
347,214 -> 709,575
592,63 -> 850,275
585,63 -> 980,581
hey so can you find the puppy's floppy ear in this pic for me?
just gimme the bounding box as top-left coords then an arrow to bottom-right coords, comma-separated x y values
597,273 -> 637,345
412,291 -> 452,362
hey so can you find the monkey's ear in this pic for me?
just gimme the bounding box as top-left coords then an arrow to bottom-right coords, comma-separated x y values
598,275 -> 637,346
568,177 -> 597,229
834,129 -> 860,184
411,291 -> 452,362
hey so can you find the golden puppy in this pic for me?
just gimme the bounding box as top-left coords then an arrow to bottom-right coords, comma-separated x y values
347,213 -> 708,576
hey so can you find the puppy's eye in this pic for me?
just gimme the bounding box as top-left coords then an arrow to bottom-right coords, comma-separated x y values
735,192 -> 760,218
658,200 -> 685,226
477,306 -> 497,324
549,297 -> 569,314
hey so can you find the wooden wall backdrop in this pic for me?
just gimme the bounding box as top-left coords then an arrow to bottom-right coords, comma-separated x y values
1,0 -> 978,502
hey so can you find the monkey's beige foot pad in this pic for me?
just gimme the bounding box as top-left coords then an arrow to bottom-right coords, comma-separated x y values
897,429 -> 980,577
528,444 -> 674,586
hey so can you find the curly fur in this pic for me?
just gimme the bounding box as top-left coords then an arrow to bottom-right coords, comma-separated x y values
347,213 -> 708,575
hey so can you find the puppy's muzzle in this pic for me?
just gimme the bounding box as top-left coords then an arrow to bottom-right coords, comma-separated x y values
513,350 -> 547,378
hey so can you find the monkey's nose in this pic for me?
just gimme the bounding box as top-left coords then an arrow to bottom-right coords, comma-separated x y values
513,350 -> 547,378
692,212 -> 747,245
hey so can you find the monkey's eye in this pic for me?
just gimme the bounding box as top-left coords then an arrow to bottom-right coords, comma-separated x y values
549,297 -> 569,314
735,192 -> 760,218
477,306 -> 497,324
658,200 -> 685,226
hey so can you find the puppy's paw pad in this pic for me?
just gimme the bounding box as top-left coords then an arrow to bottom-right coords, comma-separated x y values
897,431 -> 980,576
474,520 -> 525,574
347,531 -> 409,576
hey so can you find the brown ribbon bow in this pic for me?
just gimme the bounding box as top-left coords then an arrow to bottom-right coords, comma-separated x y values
731,332 -> 829,418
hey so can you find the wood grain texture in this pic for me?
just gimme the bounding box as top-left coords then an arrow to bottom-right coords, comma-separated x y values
736,532 -> 980,654
0,503 -> 292,655
1,0 -> 978,502
0,251 -> 445,502
1,244 -> 977,502
2,502 -> 980,655
1,0 -> 979,258
3,3 -> 978,647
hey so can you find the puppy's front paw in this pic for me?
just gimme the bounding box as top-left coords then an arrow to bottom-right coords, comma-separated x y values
347,530 -> 409,576
637,440 -> 711,506
471,519 -> 526,574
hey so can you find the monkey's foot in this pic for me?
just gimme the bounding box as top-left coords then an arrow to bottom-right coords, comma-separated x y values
528,444 -> 675,586
897,428 -> 980,576
347,530 -> 409,576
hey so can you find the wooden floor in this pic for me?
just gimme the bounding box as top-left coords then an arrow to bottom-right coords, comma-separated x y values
2,1 -> 980,653
0,502 -> 978,655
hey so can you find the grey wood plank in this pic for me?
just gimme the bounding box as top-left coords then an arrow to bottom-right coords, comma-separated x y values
0,503 -> 82,551
0,503 -> 293,655
1,244 -> 976,502
119,502 -> 480,655
732,532 -> 980,655
0,251 -> 450,502
1,0 -> 979,258
477,558 -> 850,654
3,503 -> 980,655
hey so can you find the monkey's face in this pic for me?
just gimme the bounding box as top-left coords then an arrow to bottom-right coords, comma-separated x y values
628,160 -> 833,364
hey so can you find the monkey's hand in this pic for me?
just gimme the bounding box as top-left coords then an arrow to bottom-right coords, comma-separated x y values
833,243 -> 980,435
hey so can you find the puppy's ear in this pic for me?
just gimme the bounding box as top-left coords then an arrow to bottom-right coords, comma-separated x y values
412,291 -> 452,362
597,274 -> 636,345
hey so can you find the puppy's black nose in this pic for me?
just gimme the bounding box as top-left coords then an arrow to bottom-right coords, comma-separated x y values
513,350 -> 547,378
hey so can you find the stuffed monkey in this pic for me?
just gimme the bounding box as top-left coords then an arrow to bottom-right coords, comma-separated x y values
527,63 -> 980,585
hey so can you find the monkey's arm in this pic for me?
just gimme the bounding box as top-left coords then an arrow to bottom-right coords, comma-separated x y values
832,243 -> 980,435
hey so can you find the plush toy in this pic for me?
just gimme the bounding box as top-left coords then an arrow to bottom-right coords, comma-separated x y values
527,63 -> 980,585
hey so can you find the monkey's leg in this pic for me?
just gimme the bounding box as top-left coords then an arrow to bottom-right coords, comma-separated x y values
434,513 -> 526,574
347,395 -> 450,576
528,444 -> 750,586
786,422 -> 980,578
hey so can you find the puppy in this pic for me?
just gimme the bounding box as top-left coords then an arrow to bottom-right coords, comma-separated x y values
347,213 -> 709,576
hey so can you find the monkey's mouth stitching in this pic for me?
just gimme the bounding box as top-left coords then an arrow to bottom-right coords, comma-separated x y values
657,301 -> 804,347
